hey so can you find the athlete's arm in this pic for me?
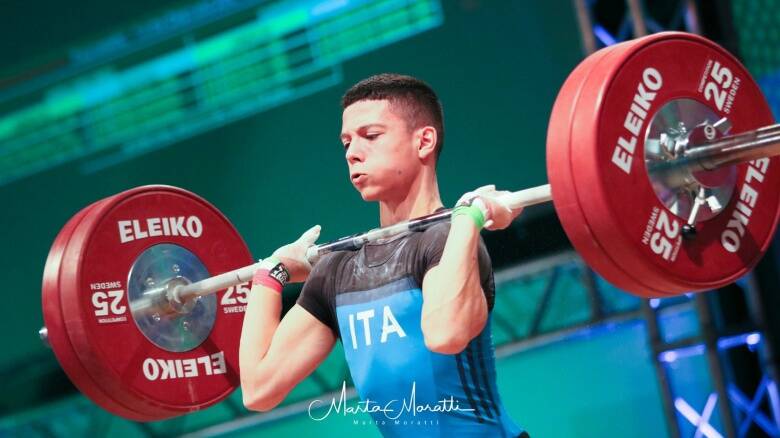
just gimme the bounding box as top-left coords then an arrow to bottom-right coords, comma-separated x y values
421,186 -> 522,355
240,300 -> 335,411
239,226 -> 336,411
421,216 -> 488,354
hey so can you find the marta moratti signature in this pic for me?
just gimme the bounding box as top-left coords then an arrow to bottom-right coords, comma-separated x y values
308,381 -> 474,421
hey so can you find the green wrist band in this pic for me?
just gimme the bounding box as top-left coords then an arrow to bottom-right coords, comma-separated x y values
452,204 -> 486,229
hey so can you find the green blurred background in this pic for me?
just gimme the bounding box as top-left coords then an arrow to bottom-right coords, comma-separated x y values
1,0 -> 570,362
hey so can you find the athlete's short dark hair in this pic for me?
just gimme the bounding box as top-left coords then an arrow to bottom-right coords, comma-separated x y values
341,73 -> 444,160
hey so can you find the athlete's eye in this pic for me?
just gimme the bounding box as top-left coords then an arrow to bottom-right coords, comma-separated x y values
343,142 -> 351,150
365,133 -> 381,140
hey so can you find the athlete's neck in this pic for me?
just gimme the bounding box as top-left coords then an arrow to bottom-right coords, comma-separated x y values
378,171 -> 444,227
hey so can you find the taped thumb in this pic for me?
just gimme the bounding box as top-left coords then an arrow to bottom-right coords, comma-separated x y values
298,225 -> 321,246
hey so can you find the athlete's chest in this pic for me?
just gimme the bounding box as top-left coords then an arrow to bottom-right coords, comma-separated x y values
335,277 -> 423,351
332,237 -> 426,350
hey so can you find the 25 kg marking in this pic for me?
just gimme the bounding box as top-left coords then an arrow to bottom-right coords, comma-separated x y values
92,289 -> 128,323
644,207 -> 682,262
702,60 -> 740,114
221,282 -> 249,314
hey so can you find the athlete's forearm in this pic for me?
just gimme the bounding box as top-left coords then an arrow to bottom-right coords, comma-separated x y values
238,285 -> 283,392
239,226 -> 321,410
421,215 -> 488,354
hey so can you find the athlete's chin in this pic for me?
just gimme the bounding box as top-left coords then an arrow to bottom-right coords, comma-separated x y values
355,186 -> 383,202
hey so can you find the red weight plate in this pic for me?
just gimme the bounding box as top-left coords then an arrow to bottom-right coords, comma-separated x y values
59,186 -> 253,421
548,38 -> 674,297
71,191 -> 188,420
569,32 -> 778,295
43,198 -> 159,421
566,37 -> 694,295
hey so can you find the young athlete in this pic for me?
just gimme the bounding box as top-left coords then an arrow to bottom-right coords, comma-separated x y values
239,73 -> 529,437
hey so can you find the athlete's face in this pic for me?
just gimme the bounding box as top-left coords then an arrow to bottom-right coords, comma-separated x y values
340,99 -> 421,201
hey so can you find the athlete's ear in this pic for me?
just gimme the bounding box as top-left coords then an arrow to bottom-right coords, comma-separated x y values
415,126 -> 437,161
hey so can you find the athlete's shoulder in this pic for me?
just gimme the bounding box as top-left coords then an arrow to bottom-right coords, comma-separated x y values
306,250 -> 352,291
311,249 -> 353,272
419,220 -> 451,241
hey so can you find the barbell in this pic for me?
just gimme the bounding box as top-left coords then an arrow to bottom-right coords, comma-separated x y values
39,32 -> 780,421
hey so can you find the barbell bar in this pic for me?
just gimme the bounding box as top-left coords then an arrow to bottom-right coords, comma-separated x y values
164,120 -> 780,305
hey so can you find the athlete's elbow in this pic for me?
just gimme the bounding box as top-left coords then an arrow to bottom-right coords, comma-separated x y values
242,384 -> 283,412
426,337 -> 469,355
244,398 -> 279,413
241,373 -> 285,412
422,311 -> 486,354
423,327 -> 470,355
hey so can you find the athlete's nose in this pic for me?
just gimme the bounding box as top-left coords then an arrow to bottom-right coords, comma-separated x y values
346,141 -> 364,165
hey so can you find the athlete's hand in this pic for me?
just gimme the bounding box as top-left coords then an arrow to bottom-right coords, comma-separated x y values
271,225 -> 321,283
459,185 -> 523,231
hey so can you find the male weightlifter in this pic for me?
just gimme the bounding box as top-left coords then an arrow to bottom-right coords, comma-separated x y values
239,73 -> 529,437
